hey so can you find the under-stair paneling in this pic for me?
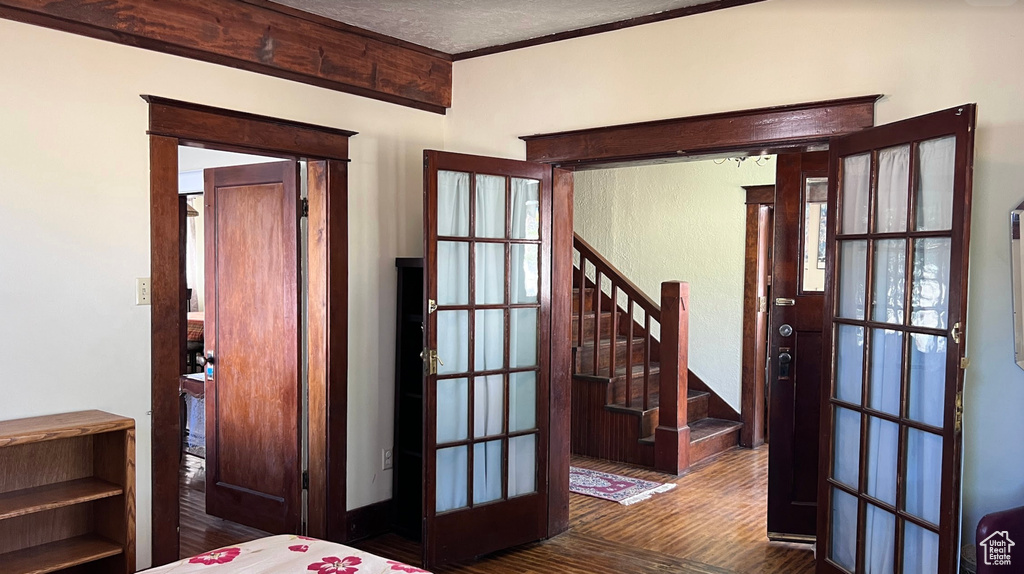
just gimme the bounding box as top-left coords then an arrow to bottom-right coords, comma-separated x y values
571,378 -> 655,467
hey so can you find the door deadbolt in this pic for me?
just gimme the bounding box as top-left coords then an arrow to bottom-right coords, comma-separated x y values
779,324 -> 793,337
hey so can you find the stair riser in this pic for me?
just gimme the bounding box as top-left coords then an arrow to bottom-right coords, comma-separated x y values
571,292 -> 601,314
688,393 -> 709,422
575,340 -> 649,373
610,373 -> 658,407
571,313 -> 617,340
690,427 -> 741,464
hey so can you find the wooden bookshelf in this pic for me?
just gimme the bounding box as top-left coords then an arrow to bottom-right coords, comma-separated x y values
0,411 -> 135,574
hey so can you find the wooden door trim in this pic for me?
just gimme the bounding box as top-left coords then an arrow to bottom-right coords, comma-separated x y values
521,95 -> 880,168
148,98 -> 351,565
740,185 -> 773,448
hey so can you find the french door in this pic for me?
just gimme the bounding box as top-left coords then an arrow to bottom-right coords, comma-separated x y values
817,105 -> 976,574
422,150 -> 552,567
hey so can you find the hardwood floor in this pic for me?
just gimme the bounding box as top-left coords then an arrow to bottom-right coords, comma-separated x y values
178,453 -> 270,559
357,446 -> 815,574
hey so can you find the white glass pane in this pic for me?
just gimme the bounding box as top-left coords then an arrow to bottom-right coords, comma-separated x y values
836,325 -> 864,405
833,407 -> 861,489
842,153 -> 871,234
437,310 -> 469,375
910,238 -> 951,330
869,329 -> 903,416
509,371 -> 537,432
437,241 -> 469,305
474,309 -> 505,371
903,522 -> 939,574
508,434 -> 536,497
831,488 -> 858,572
863,504 -> 896,574
876,145 -> 911,233
475,243 -> 505,305
510,308 -> 538,368
511,244 -> 539,304
436,445 -> 467,512
915,136 -> 956,232
802,177 -> 828,293
866,416 -> 898,506
473,439 -> 503,504
475,174 -> 506,239
474,375 -> 504,438
438,170 -> 469,237
905,428 -> 942,525
871,239 -> 906,324
511,178 -> 540,240
908,334 -> 946,427
437,377 -> 468,444
838,241 -> 868,320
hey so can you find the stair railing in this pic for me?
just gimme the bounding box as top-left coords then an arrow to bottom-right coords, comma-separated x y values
573,233 -> 660,410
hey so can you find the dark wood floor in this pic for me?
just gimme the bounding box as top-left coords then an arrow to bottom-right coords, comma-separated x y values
357,446 -> 815,574
178,446 -> 814,573
179,453 -> 270,559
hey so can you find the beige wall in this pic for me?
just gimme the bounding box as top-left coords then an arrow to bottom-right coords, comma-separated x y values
575,158 -> 776,409
447,0 -> 1024,541
0,19 -> 442,568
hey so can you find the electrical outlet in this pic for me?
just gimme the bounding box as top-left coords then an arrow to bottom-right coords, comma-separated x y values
136,277 -> 151,305
382,448 -> 394,470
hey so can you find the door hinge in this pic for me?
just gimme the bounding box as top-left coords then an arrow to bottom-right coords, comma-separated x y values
758,296 -> 768,313
427,298 -> 438,314
960,356 -> 970,370
301,198 -> 309,218
951,322 -> 963,344
954,391 -> 964,433
302,470 -> 309,490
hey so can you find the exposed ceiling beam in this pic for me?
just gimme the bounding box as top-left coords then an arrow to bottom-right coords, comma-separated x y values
0,0 -> 453,114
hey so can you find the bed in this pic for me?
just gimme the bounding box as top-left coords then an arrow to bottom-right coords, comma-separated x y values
145,535 -> 431,573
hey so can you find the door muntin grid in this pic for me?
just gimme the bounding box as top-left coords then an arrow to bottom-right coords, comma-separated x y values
434,170 -> 542,515
826,135 -> 957,574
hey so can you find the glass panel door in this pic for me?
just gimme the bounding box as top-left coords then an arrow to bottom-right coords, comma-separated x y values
423,151 -> 552,568
818,106 -> 976,574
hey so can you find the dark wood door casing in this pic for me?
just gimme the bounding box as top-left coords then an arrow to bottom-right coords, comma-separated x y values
204,161 -> 302,534
148,97 -> 352,565
767,151 -> 829,542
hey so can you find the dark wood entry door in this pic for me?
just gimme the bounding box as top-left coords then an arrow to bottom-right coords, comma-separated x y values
204,161 -> 303,534
816,105 -> 976,574
422,150 -> 552,567
768,151 -> 830,542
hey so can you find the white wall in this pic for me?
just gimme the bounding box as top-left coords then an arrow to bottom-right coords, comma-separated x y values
446,0 -> 1024,541
0,19 -> 442,568
575,158 -> 776,410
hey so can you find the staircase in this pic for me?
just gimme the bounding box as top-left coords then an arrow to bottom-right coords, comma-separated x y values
572,234 -> 742,472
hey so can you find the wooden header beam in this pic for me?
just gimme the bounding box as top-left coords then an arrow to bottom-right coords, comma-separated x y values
0,0 -> 452,114
522,95 -> 881,167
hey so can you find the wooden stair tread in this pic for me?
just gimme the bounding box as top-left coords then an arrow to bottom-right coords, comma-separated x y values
689,418 -> 743,442
0,534 -> 123,574
0,477 -> 123,520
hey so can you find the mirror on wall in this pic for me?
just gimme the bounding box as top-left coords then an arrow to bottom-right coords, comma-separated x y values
1012,201 -> 1024,370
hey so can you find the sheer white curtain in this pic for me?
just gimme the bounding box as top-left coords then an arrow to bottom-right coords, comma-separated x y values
185,197 -> 201,311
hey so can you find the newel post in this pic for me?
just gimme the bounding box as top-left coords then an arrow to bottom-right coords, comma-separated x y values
655,281 -> 690,475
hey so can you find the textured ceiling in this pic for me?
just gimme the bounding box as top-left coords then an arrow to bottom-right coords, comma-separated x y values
270,0 -> 725,54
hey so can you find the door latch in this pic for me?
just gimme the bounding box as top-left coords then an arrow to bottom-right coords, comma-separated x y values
778,348 -> 793,379
420,348 -> 443,375
951,322 -> 963,344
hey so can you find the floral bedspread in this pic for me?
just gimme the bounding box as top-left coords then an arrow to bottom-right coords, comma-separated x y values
145,535 -> 431,574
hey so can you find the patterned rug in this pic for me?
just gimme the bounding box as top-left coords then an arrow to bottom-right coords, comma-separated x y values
569,466 -> 677,505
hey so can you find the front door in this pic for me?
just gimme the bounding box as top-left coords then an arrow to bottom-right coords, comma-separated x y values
816,104 -> 976,574
204,161 -> 303,534
422,150 -> 552,567
767,151 -> 830,542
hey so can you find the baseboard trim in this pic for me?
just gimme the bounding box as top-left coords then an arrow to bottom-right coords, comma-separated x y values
346,499 -> 393,542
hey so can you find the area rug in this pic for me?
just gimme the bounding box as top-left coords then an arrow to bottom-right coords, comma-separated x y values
569,466 -> 677,505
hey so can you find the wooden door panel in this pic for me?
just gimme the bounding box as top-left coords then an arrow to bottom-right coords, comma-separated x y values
816,105 -> 976,574
768,151 -> 829,542
423,150 -> 552,568
204,161 -> 302,534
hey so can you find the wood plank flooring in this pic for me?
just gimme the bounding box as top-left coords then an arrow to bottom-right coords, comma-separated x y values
178,453 -> 270,559
357,446 -> 815,574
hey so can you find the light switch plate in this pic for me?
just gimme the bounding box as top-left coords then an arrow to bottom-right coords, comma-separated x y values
136,277 -> 151,305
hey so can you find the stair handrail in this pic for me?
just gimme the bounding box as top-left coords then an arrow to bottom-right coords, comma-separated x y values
573,233 -> 660,320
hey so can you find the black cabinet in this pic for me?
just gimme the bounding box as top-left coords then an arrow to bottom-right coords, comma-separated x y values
393,257 -> 423,539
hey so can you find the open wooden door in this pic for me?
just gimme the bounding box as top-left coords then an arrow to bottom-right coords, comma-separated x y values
768,151 -> 830,542
816,105 -> 976,574
204,161 -> 303,534
421,150 -> 552,567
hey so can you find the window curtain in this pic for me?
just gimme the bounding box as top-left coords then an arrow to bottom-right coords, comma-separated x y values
185,197 -> 201,311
